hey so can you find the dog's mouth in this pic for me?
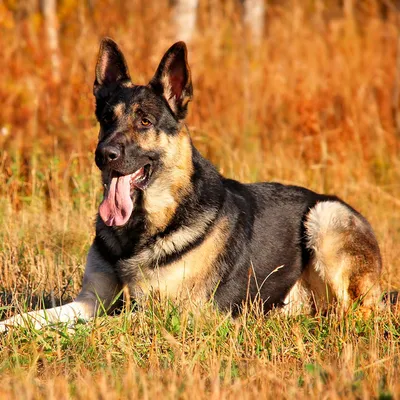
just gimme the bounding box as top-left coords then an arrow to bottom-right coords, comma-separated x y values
128,163 -> 151,191
99,164 -> 152,227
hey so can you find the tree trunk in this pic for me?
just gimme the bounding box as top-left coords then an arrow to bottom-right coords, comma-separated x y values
244,0 -> 265,46
42,0 -> 61,83
173,0 -> 199,43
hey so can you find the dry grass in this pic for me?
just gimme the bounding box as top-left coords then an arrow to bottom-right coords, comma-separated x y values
1,0 -> 400,398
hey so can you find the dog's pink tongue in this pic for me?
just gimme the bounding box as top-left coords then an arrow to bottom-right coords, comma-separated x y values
99,174 -> 133,226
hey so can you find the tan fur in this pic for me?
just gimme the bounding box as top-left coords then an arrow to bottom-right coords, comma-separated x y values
304,201 -> 382,314
130,103 -> 139,114
151,210 -> 218,259
161,74 -> 174,111
135,217 -> 229,303
282,280 -> 313,315
113,103 -> 126,118
118,209 -> 218,280
142,131 -> 193,234
121,81 -> 134,88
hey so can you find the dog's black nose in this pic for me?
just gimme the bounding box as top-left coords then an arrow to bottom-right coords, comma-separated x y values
103,146 -> 120,162
95,144 -> 121,168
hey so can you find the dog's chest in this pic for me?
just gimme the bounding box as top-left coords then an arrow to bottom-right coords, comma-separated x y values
118,217 -> 228,301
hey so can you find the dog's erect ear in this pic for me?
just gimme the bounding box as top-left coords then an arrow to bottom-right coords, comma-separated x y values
149,42 -> 193,121
94,38 -> 131,97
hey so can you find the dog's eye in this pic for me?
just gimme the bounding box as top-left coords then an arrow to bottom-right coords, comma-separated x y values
141,118 -> 152,127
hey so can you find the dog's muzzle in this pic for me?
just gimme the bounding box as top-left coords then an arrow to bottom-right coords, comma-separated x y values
95,143 -> 121,170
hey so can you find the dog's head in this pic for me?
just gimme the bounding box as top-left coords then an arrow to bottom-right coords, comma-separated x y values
93,38 -> 193,227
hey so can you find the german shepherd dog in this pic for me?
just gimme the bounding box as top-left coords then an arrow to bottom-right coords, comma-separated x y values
0,39 -> 383,331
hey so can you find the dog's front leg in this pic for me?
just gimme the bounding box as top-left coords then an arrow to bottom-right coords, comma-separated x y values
0,245 -> 122,332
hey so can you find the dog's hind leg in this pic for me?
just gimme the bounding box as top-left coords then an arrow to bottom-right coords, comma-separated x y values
0,245 -> 122,332
282,280 -> 313,316
304,201 -> 382,315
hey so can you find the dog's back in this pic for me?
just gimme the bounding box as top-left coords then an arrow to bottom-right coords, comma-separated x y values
213,178 -> 381,315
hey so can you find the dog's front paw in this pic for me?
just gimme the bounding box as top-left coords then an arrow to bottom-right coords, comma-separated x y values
0,321 -> 10,333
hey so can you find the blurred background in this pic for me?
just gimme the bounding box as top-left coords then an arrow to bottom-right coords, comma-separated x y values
1,0 -> 400,297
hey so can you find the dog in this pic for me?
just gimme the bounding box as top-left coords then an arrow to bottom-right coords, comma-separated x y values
0,38 -> 383,332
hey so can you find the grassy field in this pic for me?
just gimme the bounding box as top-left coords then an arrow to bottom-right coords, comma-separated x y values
1,1 -> 400,398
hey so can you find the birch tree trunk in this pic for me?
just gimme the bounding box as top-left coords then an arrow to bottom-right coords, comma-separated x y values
42,0 -> 61,83
173,0 -> 199,43
244,0 -> 265,46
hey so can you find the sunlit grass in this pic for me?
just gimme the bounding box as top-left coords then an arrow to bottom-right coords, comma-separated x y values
0,295 -> 399,398
1,1 -> 400,398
